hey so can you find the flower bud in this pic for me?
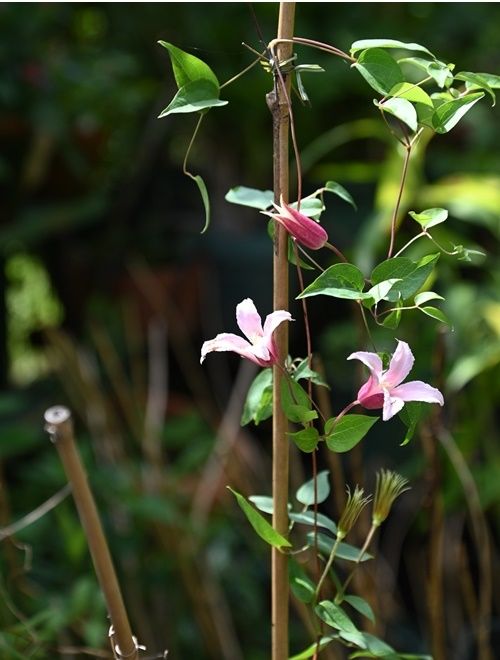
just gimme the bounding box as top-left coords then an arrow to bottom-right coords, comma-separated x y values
338,485 -> 371,538
263,196 -> 328,250
372,470 -> 410,527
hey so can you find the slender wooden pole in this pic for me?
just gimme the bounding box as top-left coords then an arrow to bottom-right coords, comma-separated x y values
44,406 -> 140,659
268,4 -> 295,659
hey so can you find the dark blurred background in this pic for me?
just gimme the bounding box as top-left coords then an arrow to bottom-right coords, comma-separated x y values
1,3 -> 499,659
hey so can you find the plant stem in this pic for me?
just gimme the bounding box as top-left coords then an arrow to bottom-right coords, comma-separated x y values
44,406 -> 140,660
269,5 -> 295,659
335,523 -> 377,601
387,143 -> 412,258
314,532 -> 345,600
183,113 -> 204,177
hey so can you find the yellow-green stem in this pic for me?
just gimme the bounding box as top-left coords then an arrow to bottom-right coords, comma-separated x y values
335,523 -> 377,602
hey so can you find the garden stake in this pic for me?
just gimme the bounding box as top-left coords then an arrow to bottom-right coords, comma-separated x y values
268,4 -> 295,659
44,406 -> 141,660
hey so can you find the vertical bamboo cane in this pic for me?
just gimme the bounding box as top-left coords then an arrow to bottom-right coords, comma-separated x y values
267,4 -> 295,659
44,406 -> 140,659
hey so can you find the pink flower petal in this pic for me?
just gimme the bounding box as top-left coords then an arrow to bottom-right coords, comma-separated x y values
384,340 -> 414,388
236,298 -> 263,342
357,374 -> 383,406
382,392 -> 406,421
263,309 -> 293,339
200,333 -> 264,366
347,351 -> 383,379
391,380 -> 444,406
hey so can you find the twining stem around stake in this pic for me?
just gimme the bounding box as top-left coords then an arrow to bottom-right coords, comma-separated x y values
44,406 -> 140,660
269,4 -> 295,660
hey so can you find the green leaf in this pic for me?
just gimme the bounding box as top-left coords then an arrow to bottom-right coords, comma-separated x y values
364,279 -> 401,307
399,57 -> 454,88
296,470 -> 330,506
227,487 -> 291,549
343,595 -> 376,623
158,41 -> 220,89
289,560 -> 316,603
414,291 -> 444,306
292,358 -> 330,388
382,299 -> 403,329
388,82 -> 434,107
288,237 -> 314,270
289,637 -> 336,660
453,244 -> 486,262
371,254 -> 439,302
158,79 -> 228,117
248,496 -> 292,515
351,39 -> 434,58
248,495 -> 276,515
316,600 -> 360,634
325,415 -> 378,453
310,532 -> 373,562
280,377 -> 318,424
398,401 -> 423,446
409,207 -> 448,229
325,181 -> 357,210
297,263 -> 366,301
432,92 -> 484,133
377,98 -> 418,132
241,368 -> 273,426
288,510 -> 338,535
350,632 -> 396,657
225,186 -> 274,210
290,198 -> 325,219
288,427 -> 320,453
455,71 -> 496,106
354,48 -> 404,95
191,174 -> 211,233
419,306 -> 450,325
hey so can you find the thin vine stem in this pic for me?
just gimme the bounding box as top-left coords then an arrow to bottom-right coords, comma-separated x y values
182,113 -> 204,177
387,143 -> 412,259
220,52 -> 266,89
314,532 -> 345,600
335,523 -> 377,601
269,36 -> 354,63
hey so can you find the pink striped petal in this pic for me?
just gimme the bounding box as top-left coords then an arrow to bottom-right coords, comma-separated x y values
200,333 -> 264,366
391,380 -> 444,406
236,298 -> 263,342
384,340 -> 414,388
347,351 -> 383,379
263,309 -> 293,339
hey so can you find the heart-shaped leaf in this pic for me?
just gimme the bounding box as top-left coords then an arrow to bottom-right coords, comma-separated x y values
377,97 -> 418,131
351,39 -> 434,58
158,79 -> 228,117
158,41 -> 220,88
298,263 -> 366,301
354,48 -> 404,95
325,415 -> 378,453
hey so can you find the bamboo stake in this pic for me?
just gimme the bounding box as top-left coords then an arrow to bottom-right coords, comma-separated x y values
267,4 -> 295,659
44,406 -> 140,659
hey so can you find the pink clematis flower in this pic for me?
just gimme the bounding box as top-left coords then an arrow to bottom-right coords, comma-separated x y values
200,298 -> 292,367
347,340 -> 444,421
262,196 -> 328,250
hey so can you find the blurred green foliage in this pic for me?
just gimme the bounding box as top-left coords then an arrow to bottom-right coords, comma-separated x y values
1,3 -> 499,659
